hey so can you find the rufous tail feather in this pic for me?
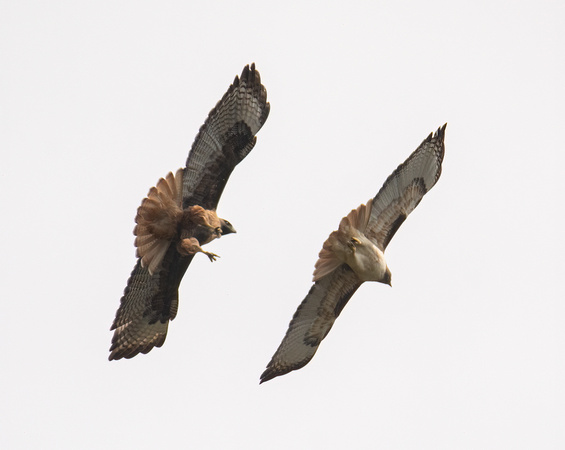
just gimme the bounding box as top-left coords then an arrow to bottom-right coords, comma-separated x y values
134,168 -> 184,275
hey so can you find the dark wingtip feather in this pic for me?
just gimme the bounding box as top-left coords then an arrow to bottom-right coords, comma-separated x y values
242,63 -> 262,85
435,123 -> 447,141
259,369 -> 276,384
423,123 -> 447,144
240,64 -> 250,82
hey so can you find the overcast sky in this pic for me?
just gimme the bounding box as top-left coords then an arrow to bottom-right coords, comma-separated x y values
2,1 -> 564,449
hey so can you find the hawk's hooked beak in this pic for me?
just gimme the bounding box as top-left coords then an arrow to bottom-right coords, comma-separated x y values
220,219 -> 236,236
383,267 -> 392,287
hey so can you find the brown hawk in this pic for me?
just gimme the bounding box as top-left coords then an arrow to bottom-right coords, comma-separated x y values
109,64 -> 270,360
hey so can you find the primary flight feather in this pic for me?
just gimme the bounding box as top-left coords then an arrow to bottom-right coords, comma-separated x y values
260,124 -> 446,383
109,64 -> 270,360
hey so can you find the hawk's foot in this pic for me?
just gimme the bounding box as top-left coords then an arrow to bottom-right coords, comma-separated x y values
347,237 -> 361,250
204,251 -> 220,262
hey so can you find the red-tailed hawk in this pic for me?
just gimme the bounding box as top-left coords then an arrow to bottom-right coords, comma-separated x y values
260,124 -> 446,383
109,64 -> 270,360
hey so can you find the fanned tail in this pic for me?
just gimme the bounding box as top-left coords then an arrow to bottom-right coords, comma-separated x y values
312,200 -> 373,282
313,229 -> 343,281
345,199 -> 373,233
134,168 -> 184,275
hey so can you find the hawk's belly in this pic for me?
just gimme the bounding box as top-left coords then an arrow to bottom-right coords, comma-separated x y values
344,239 -> 387,282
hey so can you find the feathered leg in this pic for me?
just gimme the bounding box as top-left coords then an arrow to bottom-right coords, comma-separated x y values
178,238 -> 220,262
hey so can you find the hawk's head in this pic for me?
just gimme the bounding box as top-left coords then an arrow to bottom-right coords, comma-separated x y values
382,267 -> 392,287
220,219 -> 237,236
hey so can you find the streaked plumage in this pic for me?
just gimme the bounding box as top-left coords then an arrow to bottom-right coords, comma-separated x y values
260,124 -> 446,383
109,64 -> 269,360
134,168 -> 226,275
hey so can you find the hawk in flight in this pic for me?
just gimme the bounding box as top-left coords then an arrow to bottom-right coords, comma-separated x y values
260,124 -> 446,383
109,64 -> 270,360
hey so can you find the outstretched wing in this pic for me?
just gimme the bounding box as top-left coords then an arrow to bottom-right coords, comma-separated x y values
182,63 -> 270,210
366,124 -> 446,250
109,252 -> 192,360
260,265 -> 363,383
109,64 -> 270,361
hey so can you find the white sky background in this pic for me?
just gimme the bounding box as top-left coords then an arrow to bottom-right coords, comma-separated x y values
1,0 -> 564,448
